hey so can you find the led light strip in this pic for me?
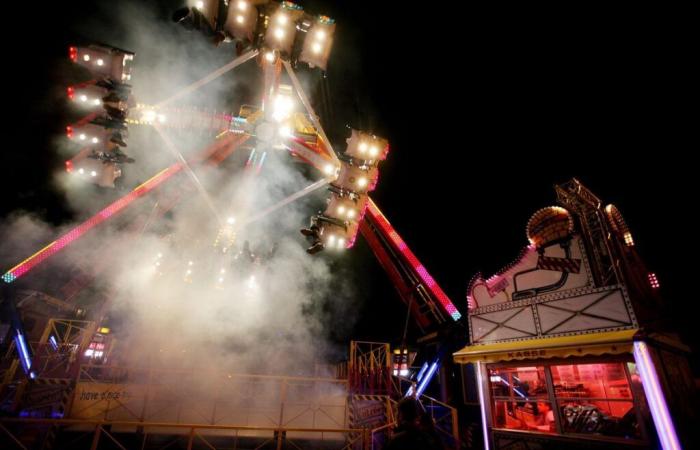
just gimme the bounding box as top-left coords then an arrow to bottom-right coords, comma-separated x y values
366,199 -> 461,320
633,341 -> 682,450
2,165 -> 183,283
476,361 -> 491,450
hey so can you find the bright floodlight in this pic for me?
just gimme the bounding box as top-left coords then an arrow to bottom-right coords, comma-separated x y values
91,137 -> 99,144
90,170 -> 97,177
279,125 -> 291,137
265,51 -> 276,62
337,205 -> 346,215
79,134 -> 86,140
78,168 -> 85,174
83,54 -> 90,61
299,16 -> 335,71
196,1 -> 204,9
227,216 -> 236,225
93,99 -> 101,105
324,164 -> 336,176
337,238 -> 346,248
344,129 -> 389,162
272,94 -> 293,122
225,0 -> 257,41
357,177 -> 367,187
96,59 -> 104,66
79,95 -> 87,102
264,7 -> 299,54
347,209 -> 356,219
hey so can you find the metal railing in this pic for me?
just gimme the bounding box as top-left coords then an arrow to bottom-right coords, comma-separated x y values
0,418 -> 371,450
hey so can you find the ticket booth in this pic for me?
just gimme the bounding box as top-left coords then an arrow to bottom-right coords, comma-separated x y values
454,180 -> 695,450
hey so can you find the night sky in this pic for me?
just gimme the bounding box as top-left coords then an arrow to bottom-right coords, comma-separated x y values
2,2 -> 696,370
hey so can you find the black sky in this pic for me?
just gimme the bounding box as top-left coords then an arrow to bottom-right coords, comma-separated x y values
2,2 -> 696,370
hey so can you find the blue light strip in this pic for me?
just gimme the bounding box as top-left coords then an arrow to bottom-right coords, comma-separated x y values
14,332 -> 32,375
49,335 -> 58,351
416,362 -> 429,383
415,360 -> 439,398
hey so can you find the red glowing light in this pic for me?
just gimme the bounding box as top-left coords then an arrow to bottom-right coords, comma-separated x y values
69,46 -> 78,62
67,86 -> 74,100
3,165 -> 184,283
366,199 -> 461,320
65,160 -> 73,173
66,126 -> 73,138
648,272 -> 660,289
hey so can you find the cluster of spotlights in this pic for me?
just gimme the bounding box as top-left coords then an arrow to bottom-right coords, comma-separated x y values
74,168 -> 99,177
310,29 -> 326,54
140,109 -> 167,124
336,205 -> 356,220
326,234 -> 346,250
82,53 -> 105,66
357,141 -> 380,158
233,1 -> 247,23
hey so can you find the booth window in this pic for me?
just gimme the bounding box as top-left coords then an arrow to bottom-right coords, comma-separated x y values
551,362 -> 640,439
489,366 -> 555,433
488,361 -> 642,440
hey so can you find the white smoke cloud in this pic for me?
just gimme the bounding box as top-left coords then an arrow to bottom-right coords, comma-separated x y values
3,0 -> 360,381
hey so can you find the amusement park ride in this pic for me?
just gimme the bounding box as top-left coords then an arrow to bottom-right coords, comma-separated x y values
0,1 -> 695,449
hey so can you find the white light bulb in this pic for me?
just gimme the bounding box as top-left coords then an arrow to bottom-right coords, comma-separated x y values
312,42 -> 322,54
83,54 -> 90,62
277,14 -> 288,25
274,28 -> 284,39
357,177 -> 367,187
79,95 -> 87,102
236,15 -> 244,24
96,59 -> 104,66
90,170 -> 97,177
79,134 -> 86,140
359,142 -> 367,153
316,30 -> 326,40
